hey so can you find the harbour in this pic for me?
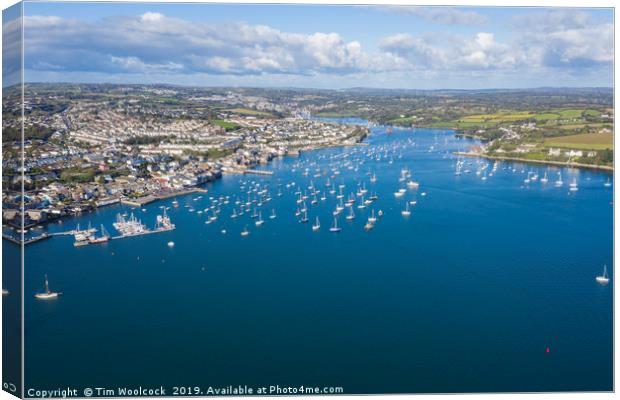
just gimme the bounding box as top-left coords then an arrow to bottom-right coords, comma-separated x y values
17,120 -> 613,393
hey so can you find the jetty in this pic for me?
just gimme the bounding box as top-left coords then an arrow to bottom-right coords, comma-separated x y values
121,187 -> 209,207
2,233 -> 51,245
243,169 -> 274,176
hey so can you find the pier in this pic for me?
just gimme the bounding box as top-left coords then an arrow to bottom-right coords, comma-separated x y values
2,233 -> 51,245
244,169 -> 274,176
121,187 -> 210,207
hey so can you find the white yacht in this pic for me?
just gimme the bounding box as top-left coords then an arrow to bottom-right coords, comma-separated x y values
596,265 -> 610,285
255,212 -> 264,226
346,207 -> 355,220
569,178 -> 579,192
34,275 -> 60,300
555,172 -> 564,187
312,217 -> 321,231
329,217 -> 342,233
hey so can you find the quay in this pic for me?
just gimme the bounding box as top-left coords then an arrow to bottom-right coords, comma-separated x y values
2,233 -> 51,245
244,169 -> 274,176
110,225 -> 175,241
120,187 -> 210,207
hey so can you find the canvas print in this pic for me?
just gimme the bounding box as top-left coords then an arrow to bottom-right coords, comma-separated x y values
2,1 -> 614,397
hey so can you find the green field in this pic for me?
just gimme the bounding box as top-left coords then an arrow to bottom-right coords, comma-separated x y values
543,132 -> 613,150
211,119 -> 241,131
425,108 -> 604,130
224,108 -> 272,117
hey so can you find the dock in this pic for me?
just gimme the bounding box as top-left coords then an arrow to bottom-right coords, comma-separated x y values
120,187 -> 210,207
110,226 -> 175,240
2,233 -> 51,245
244,169 -> 274,176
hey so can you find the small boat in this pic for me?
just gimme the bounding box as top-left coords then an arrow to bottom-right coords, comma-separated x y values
604,177 -> 612,187
596,265 -> 610,285
312,217 -> 321,231
401,202 -> 411,217
406,180 -> 420,190
368,209 -> 377,223
329,217 -> 342,233
269,209 -> 277,219
34,275 -> 60,300
255,212 -> 264,226
555,172 -> 563,187
167,241 -> 175,248
569,178 -> 579,192
346,207 -> 355,220
241,226 -> 250,237
540,171 -> 549,183
300,210 -> 309,224
364,222 -> 374,231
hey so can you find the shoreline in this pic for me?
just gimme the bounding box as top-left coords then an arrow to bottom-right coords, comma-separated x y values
454,151 -> 613,172
3,130 -> 370,244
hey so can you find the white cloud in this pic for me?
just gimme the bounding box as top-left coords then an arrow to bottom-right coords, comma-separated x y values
140,12 -> 164,23
21,13 -> 385,76
382,6 -> 487,25
16,8 -> 613,87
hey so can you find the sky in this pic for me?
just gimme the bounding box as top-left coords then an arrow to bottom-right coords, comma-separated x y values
2,2 -> 615,89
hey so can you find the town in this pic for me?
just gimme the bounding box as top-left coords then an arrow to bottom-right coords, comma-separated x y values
2,84 -> 368,231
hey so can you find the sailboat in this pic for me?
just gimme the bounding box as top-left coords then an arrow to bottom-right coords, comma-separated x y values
240,226 -> 250,237
34,275 -> 60,300
255,211 -> 264,226
540,171 -> 549,184
269,209 -> 277,219
596,265 -> 610,285
569,178 -> 579,192
346,206 -> 355,220
300,210 -> 309,223
312,217 -> 321,231
368,209 -> 377,223
555,172 -> 564,187
604,177 -> 612,187
89,225 -> 109,244
329,217 -> 342,233
401,202 -> 411,217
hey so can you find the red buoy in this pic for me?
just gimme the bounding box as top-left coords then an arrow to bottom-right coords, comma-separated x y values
546,347 -> 550,353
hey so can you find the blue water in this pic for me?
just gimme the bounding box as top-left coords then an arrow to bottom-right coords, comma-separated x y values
21,120 -> 613,393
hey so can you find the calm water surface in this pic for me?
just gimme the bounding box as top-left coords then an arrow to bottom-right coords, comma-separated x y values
20,120 -> 613,393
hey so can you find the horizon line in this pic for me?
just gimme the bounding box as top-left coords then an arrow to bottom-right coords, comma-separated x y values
7,81 -> 615,92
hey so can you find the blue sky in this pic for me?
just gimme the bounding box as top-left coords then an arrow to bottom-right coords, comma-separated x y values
4,2 -> 614,89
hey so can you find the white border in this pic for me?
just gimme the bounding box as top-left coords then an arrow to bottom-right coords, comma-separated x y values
0,1 -> 616,400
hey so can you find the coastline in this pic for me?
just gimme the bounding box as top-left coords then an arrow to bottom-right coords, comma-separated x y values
3,127 -> 370,244
454,151 -> 614,172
